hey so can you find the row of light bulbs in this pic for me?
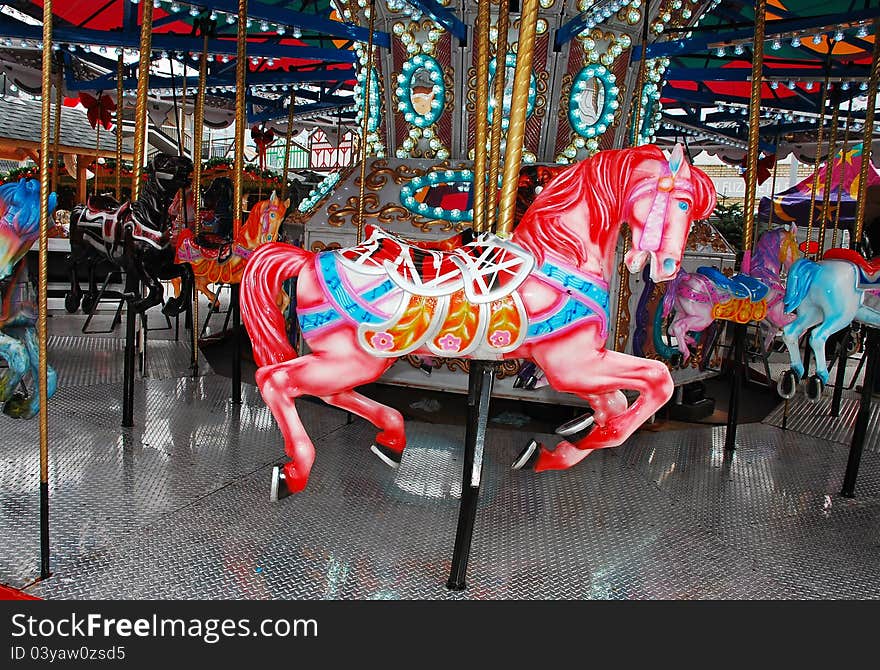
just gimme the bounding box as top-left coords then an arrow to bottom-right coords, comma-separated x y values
714,22 -> 874,57
128,0 -> 304,38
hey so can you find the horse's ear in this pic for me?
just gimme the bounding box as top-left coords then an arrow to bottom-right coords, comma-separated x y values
269,190 -> 278,204
284,198 -> 290,210
669,143 -> 691,179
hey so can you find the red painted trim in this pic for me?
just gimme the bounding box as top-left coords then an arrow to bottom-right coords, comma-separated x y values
0,584 -> 40,600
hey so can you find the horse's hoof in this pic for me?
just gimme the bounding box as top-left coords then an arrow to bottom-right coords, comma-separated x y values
512,439 -> 540,470
3,394 -> 31,420
370,443 -> 402,469
669,353 -> 683,368
555,411 -> 594,437
80,294 -> 97,314
778,370 -> 798,399
64,292 -> 80,314
269,465 -> 291,502
806,375 -> 824,402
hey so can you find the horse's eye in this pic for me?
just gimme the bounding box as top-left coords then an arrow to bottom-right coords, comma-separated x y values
678,201 -> 689,211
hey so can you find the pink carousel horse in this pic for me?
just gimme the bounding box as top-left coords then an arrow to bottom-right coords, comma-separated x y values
241,144 -> 716,498
661,225 -> 798,361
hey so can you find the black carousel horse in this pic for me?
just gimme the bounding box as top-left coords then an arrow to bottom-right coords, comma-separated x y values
67,153 -> 194,315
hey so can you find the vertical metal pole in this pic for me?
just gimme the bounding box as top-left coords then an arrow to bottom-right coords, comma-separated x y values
830,331 -> 849,417
854,19 -> 880,247
131,0 -> 153,199
841,326 -> 880,498
122,275 -> 138,427
231,0 -> 248,403
805,71 -> 831,258
726,0 -> 766,451
817,87 -> 841,255
281,92 -> 296,201
37,0 -> 54,581
495,0 -> 539,237
232,284 -> 242,404
192,32 -> 209,376
233,0 -> 248,241
115,54 -> 124,198
486,0 -> 509,234
472,0 -> 492,233
447,361 -> 495,590
356,0 -> 376,245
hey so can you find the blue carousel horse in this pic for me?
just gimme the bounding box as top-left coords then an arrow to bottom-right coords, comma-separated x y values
780,246 -> 880,400
0,179 -> 58,418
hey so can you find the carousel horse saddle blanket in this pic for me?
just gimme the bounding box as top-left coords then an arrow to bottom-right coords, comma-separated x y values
823,247 -> 880,287
301,250 -> 530,359
696,266 -> 769,302
337,224 -> 535,303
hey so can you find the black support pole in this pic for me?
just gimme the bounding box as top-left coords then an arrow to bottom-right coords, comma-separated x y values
232,283 -> 242,404
841,326 -> 880,498
122,277 -> 139,428
39,480 -> 49,578
447,360 -> 495,590
830,331 -> 849,417
724,321 -> 746,451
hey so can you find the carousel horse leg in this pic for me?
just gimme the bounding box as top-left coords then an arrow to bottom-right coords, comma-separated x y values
64,250 -> 84,314
3,327 -> 57,419
317,390 -> 407,466
0,330 -> 28,403
257,346 -> 397,500
515,334 -> 673,471
805,314 -> 853,399
781,309 -> 822,381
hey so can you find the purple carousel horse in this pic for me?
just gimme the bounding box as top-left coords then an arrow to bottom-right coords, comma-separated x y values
661,225 -> 799,361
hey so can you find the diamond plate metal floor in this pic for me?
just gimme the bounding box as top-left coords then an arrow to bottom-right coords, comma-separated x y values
2,335 -> 878,599
764,389 -> 880,455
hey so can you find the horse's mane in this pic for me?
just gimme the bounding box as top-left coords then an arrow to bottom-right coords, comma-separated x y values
513,145 -> 667,266
0,180 -> 45,237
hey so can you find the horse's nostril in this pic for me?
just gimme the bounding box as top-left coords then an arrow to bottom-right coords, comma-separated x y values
663,258 -> 676,274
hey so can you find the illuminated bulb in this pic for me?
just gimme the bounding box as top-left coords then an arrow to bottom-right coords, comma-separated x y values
812,34 -> 822,45
715,46 -> 725,57
277,26 -> 285,35
841,81 -> 850,90
260,21 -> 270,32
771,39 -> 782,50
857,25 -> 869,38
835,30 -> 844,41
791,36 -> 801,47
189,6 -> 199,16
734,44 -> 744,55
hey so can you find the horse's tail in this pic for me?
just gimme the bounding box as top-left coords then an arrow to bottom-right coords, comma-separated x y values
241,242 -> 312,367
784,258 -> 821,313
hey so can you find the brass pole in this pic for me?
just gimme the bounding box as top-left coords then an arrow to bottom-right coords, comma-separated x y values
282,91 -> 296,201
817,87 -> 841,255
115,54 -> 124,198
132,1 -> 153,199
37,0 -> 54,580
613,1 -> 651,352
472,0 -> 492,233
832,104 -> 853,248
486,0 -> 509,234
495,0 -> 539,237
741,0 -> 767,260
805,71 -> 831,258
766,138 -> 779,230
356,0 -> 376,244
854,19 -> 880,246
233,0 -> 248,238
51,63 -> 62,195
192,32 -> 209,375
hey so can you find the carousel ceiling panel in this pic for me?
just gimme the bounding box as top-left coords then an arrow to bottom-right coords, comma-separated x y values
651,1 -> 880,161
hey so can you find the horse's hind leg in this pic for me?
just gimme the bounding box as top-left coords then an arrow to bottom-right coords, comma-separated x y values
319,390 -> 406,466
782,309 -> 822,379
809,313 -> 854,385
256,346 -> 397,497
0,331 -> 28,403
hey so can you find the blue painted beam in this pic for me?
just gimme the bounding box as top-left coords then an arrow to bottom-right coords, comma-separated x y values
403,0 -> 467,41
202,0 -> 391,48
634,7 -> 880,60
0,19 -> 358,62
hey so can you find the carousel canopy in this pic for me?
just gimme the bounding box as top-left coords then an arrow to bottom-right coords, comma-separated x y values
650,0 -> 880,163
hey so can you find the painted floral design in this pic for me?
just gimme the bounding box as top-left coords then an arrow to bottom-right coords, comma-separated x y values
371,332 -> 395,351
437,333 -> 462,352
488,330 -> 511,348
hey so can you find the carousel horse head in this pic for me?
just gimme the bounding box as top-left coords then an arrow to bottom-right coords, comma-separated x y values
622,144 -> 716,282
751,223 -> 799,274
144,153 -> 194,197
241,190 -> 289,246
0,178 -> 56,279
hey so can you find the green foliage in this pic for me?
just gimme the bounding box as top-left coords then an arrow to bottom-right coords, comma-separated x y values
713,198 -> 744,250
